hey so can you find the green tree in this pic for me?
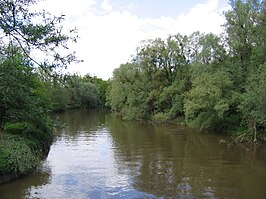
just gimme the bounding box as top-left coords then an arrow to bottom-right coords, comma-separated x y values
60,75 -> 101,109
0,52 -> 50,125
224,0 -> 266,141
107,35 -> 190,121
79,82 -> 100,108
184,64 -> 234,130
224,0 -> 265,87
50,81 -> 69,112
239,65 -> 266,142
0,0 -> 79,75
83,74 -> 108,107
0,0 -> 79,179
106,62 -> 150,119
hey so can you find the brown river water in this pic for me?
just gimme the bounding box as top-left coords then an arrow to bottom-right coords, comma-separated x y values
0,110 -> 266,199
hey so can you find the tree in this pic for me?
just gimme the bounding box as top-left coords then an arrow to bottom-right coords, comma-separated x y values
83,74 -> 108,107
107,36 -> 190,121
0,51 -> 50,125
50,81 -> 69,112
184,64 -> 234,130
0,0 -> 79,75
239,64 -> 266,142
106,62 -> 150,119
0,0 -> 79,179
224,0 -> 266,141
224,0 -> 265,85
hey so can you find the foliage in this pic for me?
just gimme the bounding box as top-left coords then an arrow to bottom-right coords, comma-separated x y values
184,64 -> 235,130
0,134 -> 40,175
106,36 -> 190,120
0,0 -> 79,75
49,74 -> 106,111
0,52 -> 51,126
238,64 -> 266,142
106,0 -> 266,142
3,121 -> 53,151
50,82 -> 69,112
0,52 -> 53,177
83,74 -> 108,106
0,0 -> 84,180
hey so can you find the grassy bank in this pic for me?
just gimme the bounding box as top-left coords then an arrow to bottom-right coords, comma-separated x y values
0,122 -> 53,184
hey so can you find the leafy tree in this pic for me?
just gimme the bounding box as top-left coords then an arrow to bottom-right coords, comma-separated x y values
0,0 -> 80,179
239,64 -> 266,142
0,0 -> 79,75
78,82 -> 100,108
50,82 -> 69,112
107,35 -> 190,120
83,74 -> 108,107
224,0 -> 266,141
106,62 -> 150,119
184,64 -> 234,130
57,75 -> 102,109
224,0 -> 265,86
155,80 -> 186,120
0,52 -> 50,125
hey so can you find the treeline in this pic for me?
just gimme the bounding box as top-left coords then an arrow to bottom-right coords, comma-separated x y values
106,0 -> 266,142
50,74 -> 108,112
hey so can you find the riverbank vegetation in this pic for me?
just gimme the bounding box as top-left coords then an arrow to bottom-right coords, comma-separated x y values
0,0 -> 265,185
106,0 -> 266,143
0,58 -> 106,183
50,74 -> 108,112
0,0 -> 107,184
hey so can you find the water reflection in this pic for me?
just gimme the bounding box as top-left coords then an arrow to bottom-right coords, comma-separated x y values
0,162 -> 51,199
0,110 -> 266,199
106,114 -> 266,199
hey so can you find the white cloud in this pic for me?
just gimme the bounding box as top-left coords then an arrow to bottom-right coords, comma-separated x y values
32,0 -> 227,79
170,0 -> 226,35
33,0 -> 96,16
101,0 -> 113,13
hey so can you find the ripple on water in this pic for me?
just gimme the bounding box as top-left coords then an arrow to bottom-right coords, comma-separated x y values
1,111 -> 266,199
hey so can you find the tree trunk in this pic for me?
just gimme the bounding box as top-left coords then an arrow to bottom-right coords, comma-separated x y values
253,121 -> 257,143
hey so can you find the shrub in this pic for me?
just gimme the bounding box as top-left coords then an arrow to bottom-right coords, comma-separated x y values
3,121 -> 53,152
0,134 -> 40,175
153,112 -> 169,122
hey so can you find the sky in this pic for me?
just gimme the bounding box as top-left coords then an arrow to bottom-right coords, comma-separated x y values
33,0 -> 229,80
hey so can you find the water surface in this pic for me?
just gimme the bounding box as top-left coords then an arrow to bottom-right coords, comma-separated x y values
0,110 -> 266,199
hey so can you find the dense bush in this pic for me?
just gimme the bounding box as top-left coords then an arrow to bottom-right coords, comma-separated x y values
0,134 -> 40,175
3,121 -> 53,152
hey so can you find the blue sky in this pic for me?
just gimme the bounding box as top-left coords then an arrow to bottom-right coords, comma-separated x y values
33,0 -> 230,79
109,0 -> 227,17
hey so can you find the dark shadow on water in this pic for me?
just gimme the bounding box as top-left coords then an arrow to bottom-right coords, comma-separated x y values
0,161 -> 51,199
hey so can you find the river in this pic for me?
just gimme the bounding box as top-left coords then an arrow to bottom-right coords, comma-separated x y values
0,110 -> 266,199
